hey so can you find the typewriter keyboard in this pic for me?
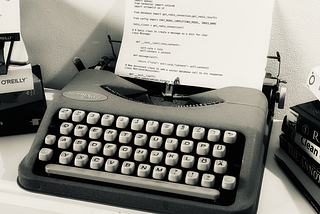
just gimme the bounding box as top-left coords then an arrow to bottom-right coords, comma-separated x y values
34,108 -> 245,205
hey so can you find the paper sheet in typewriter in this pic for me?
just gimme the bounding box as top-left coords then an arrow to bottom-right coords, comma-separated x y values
115,0 -> 274,90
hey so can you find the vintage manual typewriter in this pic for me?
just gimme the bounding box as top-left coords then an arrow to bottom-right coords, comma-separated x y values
17,53 -> 285,213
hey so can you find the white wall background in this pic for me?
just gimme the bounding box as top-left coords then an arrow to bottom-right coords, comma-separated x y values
19,0 -> 320,120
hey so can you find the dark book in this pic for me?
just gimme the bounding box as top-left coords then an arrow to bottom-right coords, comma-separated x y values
280,133 -> 320,188
281,115 -> 293,137
0,65 -> 47,136
286,100 -> 320,147
282,116 -> 320,165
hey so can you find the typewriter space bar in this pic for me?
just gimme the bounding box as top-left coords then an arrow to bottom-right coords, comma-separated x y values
45,164 -> 220,200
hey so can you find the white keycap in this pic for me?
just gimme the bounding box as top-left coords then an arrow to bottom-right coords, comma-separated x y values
105,159 -> 119,172
58,136 -> 72,149
121,161 -> 135,175
223,131 -> 237,144
145,121 -> 159,133
88,141 -> 102,154
104,129 -> 118,142
185,171 -> 199,185
152,166 -> 167,180
134,133 -> 148,146
119,131 -> 132,144
38,148 -> 53,161
119,146 -> 132,159
196,142 -> 209,155
74,124 -> 88,137
176,124 -> 189,137
89,127 -> 103,139
168,168 -> 182,182
103,143 -> 117,156
207,129 -> 221,142
116,116 -> 129,129
201,174 -> 215,188
45,135 -> 56,145
90,156 -> 104,169
214,160 -> 228,174
180,140 -> 194,153
59,151 -> 74,165
181,155 -> 195,169
87,112 -> 100,124
192,127 -> 205,140
165,138 -> 178,151
149,136 -> 163,149
165,152 -> 179,166
72,110 -> 86,122
101,114 -> 114,126
222,175 -> 236,190
161,123 -> 174,135
60,122 -> 74,135
74,154 -> 89,167
131,118 -> 144,131
137,164 -> 151,177
134,148 -> 148,162
73,139 -> 87,152
212,144 -> 226,158
59,108 -> 72,120
150,150 -> 163,164
197,157 -> 211,171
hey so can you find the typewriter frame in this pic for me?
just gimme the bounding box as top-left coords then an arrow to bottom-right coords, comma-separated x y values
16,67 -> 283,214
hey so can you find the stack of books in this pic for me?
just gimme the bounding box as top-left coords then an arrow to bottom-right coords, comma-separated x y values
281,100 -> 320,189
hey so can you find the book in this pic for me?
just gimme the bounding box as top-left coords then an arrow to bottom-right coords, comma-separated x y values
282,116 -> 320,165
281,115 -> 294,137
280,133 -> 320,188
286,100 -> 320,147
293,131 -> 320,165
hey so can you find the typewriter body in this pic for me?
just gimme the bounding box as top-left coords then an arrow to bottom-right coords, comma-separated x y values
17,67 -> 281,214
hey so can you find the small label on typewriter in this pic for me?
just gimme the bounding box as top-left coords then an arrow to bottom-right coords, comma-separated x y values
63,91 -> 108,101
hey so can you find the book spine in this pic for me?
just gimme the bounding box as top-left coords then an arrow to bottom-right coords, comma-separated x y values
286,108 -> 320,147
282,116 -> 320,165
280,134 -> 320,188
293,132 -> 320,165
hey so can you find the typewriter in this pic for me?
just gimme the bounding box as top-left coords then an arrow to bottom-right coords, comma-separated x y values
17,53 -> 284,213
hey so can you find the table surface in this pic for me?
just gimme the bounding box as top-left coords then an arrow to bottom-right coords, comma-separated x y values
0,115 -> 318,213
